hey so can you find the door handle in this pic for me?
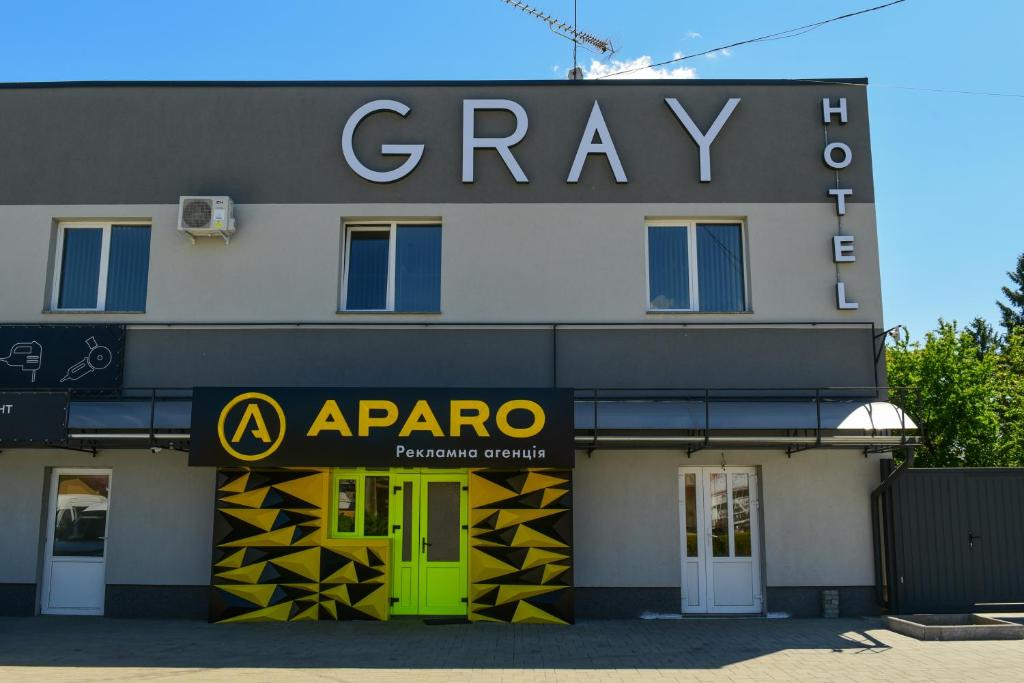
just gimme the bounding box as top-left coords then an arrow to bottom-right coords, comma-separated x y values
421,538 -> 432,553
392,525 -> 400,533
968,532 -> 982,548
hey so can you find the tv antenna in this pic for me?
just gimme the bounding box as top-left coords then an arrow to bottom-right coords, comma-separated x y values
498,0 -> 614,79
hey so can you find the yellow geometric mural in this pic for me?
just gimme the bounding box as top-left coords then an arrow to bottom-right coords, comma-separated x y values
468,469 -> 574,624
211,468 -> 390,622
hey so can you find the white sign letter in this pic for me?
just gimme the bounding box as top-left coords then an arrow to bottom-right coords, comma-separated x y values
836,282 -> 859,310
822,97 -> 848,124
833,235 -> 856,263
828,188 -> 853,216
567,101 -> 627,184
462,99 -> 529,183
341,100 -> 424,183
824,142 -> 852,170
665,97 -> 740,183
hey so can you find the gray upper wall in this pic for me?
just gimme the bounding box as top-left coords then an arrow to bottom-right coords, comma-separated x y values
0,80 -> 873,205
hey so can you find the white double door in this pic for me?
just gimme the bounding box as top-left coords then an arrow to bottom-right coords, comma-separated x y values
40,468 -> 112,615
678,466 -> 762,614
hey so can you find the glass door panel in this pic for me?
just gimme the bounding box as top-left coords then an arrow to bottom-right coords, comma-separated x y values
709,472 -> 730,557
52,474 -> 109,558
426,481 -> 460,562
732,473 -> 752,557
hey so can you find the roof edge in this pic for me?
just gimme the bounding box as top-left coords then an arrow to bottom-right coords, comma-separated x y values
0,77 -> 870,89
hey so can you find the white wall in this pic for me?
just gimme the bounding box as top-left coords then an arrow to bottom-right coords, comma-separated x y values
0,445 -> 883,592
0,202 -> 881,324
573,448 -> 884,588
0,449 -> 215,586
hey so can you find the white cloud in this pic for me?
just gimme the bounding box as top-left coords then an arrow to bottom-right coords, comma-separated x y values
685,31 -> 702,39
582,56 -> 697,80
705,48 -> 732,60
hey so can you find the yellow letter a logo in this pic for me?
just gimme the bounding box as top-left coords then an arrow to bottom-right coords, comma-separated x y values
231,403 -> 273,444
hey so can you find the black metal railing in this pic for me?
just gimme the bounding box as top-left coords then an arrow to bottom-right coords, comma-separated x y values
45,384 -> 920,455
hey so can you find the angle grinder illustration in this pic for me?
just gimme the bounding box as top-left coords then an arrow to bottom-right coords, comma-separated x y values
60,336 -> 112,383
0,341 -> 43,383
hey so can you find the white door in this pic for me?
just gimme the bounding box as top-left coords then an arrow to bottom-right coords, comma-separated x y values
679,467 -> 762,614
41,469 -> 111,615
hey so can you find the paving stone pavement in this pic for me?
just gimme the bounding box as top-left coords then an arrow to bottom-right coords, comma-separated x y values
1,615 -> 1022,682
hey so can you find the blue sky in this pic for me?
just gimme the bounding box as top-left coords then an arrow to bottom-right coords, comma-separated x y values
2,0 -> 1021,337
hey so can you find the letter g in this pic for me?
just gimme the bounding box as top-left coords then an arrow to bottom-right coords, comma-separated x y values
342,100 -> 424,183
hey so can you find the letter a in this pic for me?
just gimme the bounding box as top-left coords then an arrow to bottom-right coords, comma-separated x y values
567,101 -> 627,183
232,404 -> 272,443
307,400 -> 354,437
399,400 -> 445,437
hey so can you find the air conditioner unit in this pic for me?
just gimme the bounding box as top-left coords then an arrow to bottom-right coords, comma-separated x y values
177,196 -> 236,244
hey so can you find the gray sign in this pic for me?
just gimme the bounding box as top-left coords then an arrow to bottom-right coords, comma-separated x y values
0,80 -> 873,205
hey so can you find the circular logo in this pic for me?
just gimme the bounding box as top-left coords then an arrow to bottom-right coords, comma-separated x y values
217,392 -> 286,462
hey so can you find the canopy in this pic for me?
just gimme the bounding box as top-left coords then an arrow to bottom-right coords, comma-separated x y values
573,397 -> 916,450
65,394 -> 916,451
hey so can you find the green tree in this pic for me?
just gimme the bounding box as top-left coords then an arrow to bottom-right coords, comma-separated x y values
995,330 -> 1024,466
967,316 -> 1000,360
998,253 -> 1024,336
887,320 -> 1004,467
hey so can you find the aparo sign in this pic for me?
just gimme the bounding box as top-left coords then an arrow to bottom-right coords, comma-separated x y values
189,388 -> 574,468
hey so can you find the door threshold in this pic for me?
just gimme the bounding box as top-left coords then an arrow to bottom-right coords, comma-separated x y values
422,617 -> 471,625
647,612 -> 766,620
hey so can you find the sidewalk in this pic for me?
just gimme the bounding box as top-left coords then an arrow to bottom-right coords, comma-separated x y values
1,615 -> 1021,681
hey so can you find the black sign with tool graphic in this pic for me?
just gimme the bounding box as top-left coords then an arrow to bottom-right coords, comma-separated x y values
0,325 -> 125,389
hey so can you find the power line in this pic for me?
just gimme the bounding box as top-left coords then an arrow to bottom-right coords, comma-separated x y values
798,79 -> 1024,99
596,0 -> 907,79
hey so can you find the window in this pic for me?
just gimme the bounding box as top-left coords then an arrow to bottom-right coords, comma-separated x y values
646,221 -> 746,312
330,470 -> 391,538
52,222 -> 152,312
341,222 -> 441,312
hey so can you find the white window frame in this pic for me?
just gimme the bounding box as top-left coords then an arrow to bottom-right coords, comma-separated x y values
51,221 -> 151,312
340,221 -> 440,312
644,219 -> 747,313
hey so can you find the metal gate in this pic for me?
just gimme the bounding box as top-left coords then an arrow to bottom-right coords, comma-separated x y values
877,468 -> 1024,614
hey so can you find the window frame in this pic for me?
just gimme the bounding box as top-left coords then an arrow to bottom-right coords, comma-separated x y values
329,468 -> 392,539
50,220 -> 152,313
339,220 -> 441,313
644,218 -> 748,313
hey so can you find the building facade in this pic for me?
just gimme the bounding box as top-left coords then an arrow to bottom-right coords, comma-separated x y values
0,80 -> 913,623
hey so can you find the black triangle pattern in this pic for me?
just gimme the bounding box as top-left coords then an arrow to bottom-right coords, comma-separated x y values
210,468 -> 388,623
469,469 -> 574,625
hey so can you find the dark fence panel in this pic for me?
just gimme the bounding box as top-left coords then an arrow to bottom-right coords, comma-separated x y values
885,468 -> 1024,614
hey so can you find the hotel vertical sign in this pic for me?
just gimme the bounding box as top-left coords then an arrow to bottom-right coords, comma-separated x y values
822,97 -> 860,311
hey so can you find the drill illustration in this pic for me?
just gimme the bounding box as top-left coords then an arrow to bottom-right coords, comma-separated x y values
60,337 -> 112,383
0,341 -> 43,383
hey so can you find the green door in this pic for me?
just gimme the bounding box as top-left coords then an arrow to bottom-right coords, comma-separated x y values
389,471 -> 468,616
